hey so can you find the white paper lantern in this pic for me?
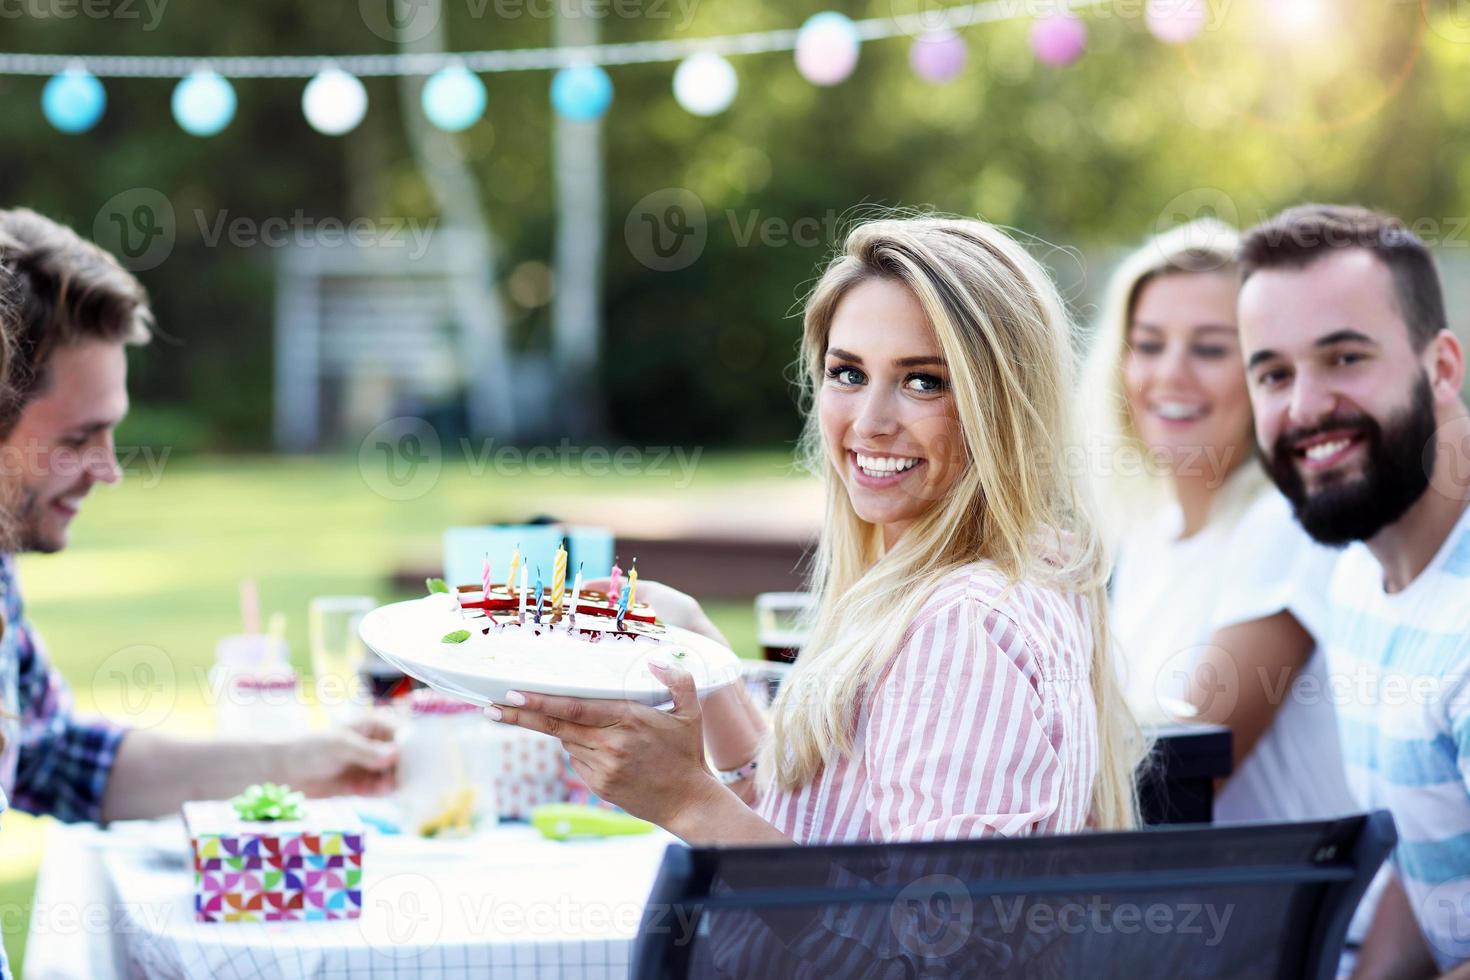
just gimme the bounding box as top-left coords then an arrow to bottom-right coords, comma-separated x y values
1145,0 -> 1207,44
422,64 -> 487,131
302,68 -> 368,136
795,12 -> 861,86
172,69 -> 237,137
673,53 -> 738,117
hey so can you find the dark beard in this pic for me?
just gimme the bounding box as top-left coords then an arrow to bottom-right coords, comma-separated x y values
1264,373 -> 1436,546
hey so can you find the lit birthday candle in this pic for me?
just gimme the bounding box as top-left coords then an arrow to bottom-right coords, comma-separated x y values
609,559 -> 622,607
506,544 -> 521,595
551,540 -> 567,613
615,582 -> 631,628
534,572 -> 545,625
482,554 -> 492,599
627,558 -> 638,607
567,562 -> 583,631
518,564 -> 529,623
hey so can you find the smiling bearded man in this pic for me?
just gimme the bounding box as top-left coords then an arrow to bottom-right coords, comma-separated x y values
1237,204 -> 1470,980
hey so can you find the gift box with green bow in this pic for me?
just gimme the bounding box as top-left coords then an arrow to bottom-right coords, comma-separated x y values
183,785 -> 365,923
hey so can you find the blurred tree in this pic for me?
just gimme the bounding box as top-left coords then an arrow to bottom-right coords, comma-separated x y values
0,0 -> 1456,449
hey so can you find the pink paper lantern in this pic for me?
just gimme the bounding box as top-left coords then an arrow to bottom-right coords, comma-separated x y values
1030,14 -> 1088,67
1146,0 -> 1207,44
795,12 -> 861,86
909,31 -> 968,84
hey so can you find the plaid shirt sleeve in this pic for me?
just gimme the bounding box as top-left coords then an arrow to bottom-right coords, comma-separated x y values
5,556 -> 127,822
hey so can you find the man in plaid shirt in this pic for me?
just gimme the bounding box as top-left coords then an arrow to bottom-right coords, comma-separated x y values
0,209 -> 397,825
0,552 -> 126,822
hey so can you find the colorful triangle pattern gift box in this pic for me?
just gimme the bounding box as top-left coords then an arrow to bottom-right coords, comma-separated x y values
183,799 -> 365,923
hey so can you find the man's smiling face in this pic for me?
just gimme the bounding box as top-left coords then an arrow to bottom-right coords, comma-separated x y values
1238,248 -> 1438,545
3,340 -> 128,553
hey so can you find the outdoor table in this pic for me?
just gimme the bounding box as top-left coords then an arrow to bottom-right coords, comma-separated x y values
23,723 -> 1238,978
24,814 -> 677,980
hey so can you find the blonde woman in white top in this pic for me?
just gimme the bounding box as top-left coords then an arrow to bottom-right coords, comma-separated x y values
1081,219 -> 1360,826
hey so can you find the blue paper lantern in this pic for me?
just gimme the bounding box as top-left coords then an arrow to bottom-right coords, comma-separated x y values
42,67 -> 106,134
551,64 -> 612,121
422,64 -> 487,132
172,70 -> 237,137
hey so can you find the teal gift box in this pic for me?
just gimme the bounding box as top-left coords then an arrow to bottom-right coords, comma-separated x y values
443,524 -> 614,588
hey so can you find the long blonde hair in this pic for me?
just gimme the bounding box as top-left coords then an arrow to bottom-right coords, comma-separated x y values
762,216 -> 1145,831
1079,219 -> 1259,542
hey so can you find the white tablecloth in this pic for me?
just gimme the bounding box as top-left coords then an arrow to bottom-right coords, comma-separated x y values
25,816 -> 678,979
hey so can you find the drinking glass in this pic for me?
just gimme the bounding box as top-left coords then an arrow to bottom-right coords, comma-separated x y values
309,595 -> 376,724
755,592 -> 813,663
749,592 -> 813,707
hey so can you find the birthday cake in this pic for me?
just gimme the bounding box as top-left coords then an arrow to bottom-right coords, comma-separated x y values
419,547 -> 722,694
357,544 -> 740,706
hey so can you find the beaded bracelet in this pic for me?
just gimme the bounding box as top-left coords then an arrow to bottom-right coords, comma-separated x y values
716,758 -> 758,785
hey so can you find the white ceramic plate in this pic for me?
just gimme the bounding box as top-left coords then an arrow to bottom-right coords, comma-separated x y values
358,596 -> 743,707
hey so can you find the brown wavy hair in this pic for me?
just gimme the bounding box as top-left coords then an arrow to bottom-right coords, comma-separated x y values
0,208 -> 153,437
0,226 -> 19,620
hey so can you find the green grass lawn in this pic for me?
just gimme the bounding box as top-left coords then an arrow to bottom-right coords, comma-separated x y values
2,449 -> 810,973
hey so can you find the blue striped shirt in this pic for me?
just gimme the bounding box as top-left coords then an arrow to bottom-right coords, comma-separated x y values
1326,501 -> 1470,970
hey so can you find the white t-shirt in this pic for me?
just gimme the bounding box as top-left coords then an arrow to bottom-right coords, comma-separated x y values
1111,483 -> 1359,823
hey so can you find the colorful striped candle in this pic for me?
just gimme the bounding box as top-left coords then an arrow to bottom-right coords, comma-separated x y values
518,565 -> 529,623
609,561 -> 622,607
506,545 -> 521,596
551,541 -> 567,612
534,574 -> 545,625
627,559 -> 638,607
482,554 -> 492,598
615,583 -> 630,627
567,563 -> 583,631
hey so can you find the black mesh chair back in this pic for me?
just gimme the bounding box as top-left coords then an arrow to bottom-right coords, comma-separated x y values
631,811 -> 1395,980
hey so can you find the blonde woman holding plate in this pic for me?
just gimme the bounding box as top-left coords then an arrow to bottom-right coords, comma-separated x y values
493,215 -> 1143,854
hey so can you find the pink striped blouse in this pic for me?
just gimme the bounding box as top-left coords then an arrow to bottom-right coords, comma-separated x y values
756,562 -> 1099,843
